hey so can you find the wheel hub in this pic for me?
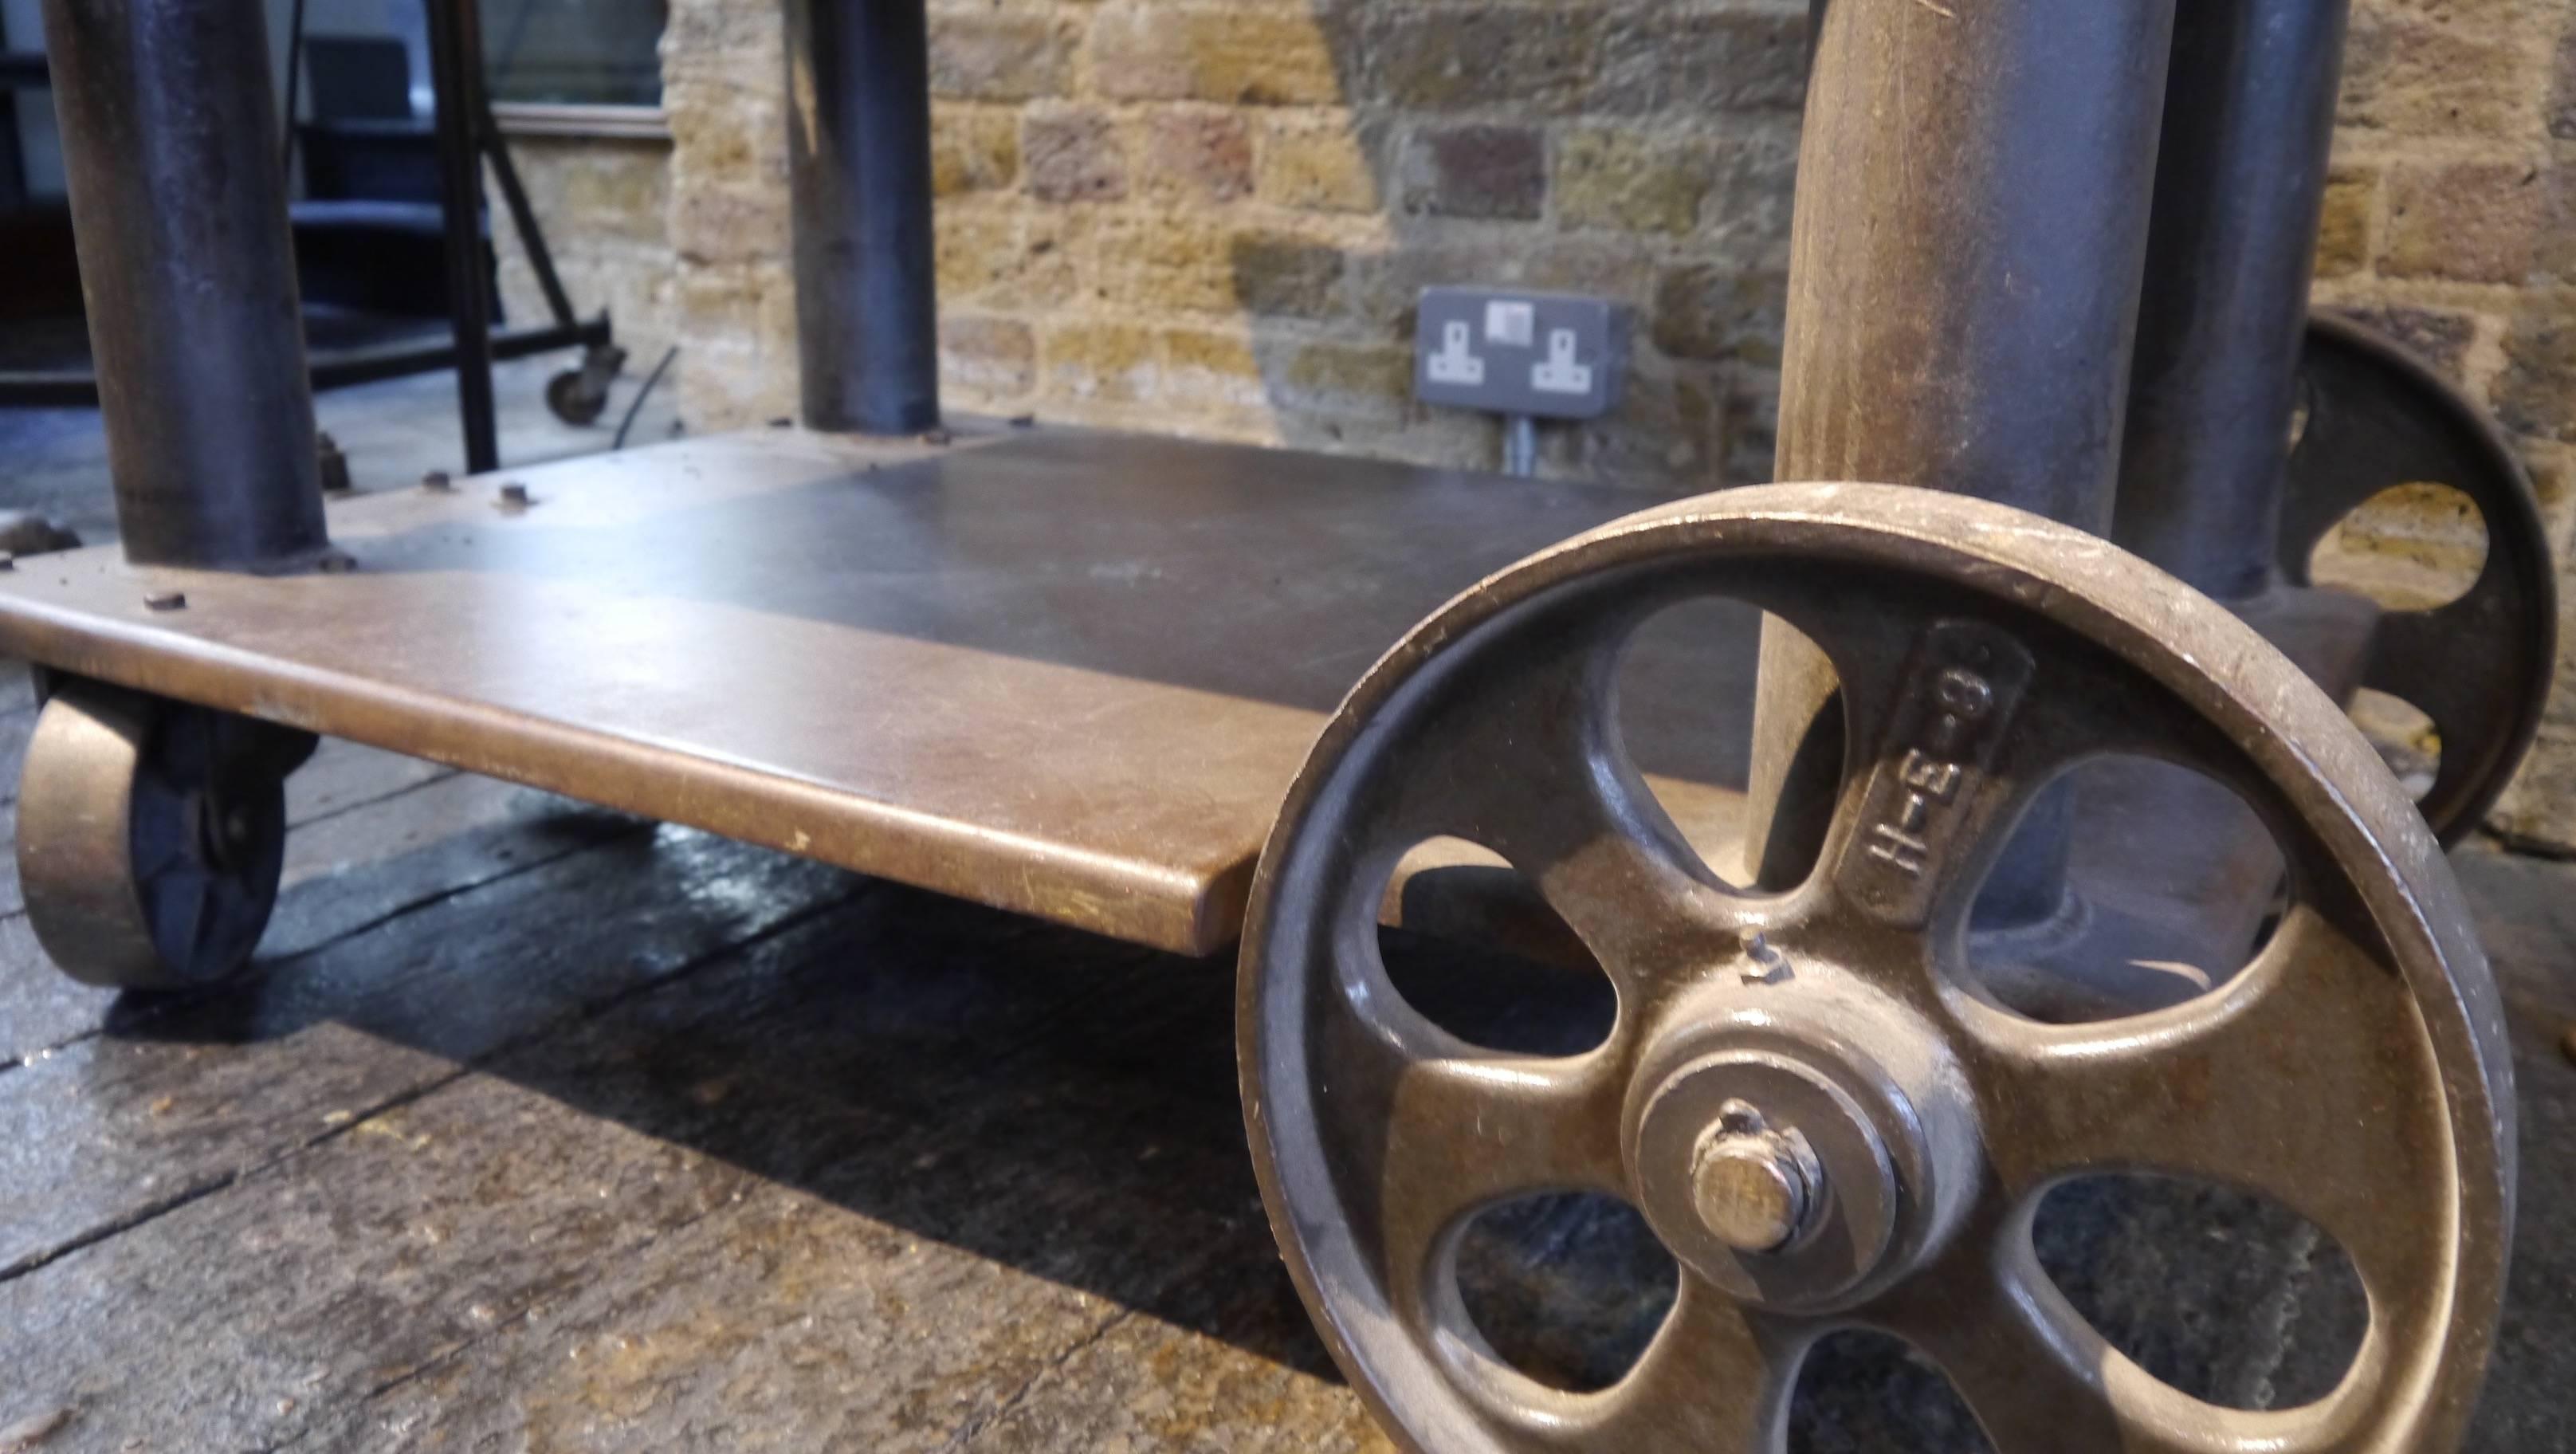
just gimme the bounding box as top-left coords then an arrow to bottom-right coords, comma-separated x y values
1627,963 -> 1961,1314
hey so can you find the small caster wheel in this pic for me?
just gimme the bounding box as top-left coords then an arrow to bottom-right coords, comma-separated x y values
16,679 -> 315,990
545,342 -> 628,427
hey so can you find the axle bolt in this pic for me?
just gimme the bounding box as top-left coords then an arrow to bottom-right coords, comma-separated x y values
1691,1102 -> 1821,1255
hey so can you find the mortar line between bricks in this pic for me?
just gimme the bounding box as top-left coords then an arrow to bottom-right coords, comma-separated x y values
0,819 -> 662,1079
0,885 -> 873,1283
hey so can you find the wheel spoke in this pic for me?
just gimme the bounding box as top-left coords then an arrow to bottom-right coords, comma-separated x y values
1877,1208 -> 2295,1454
1961,903 -> 2448,1307
1397,641 -> 1748,994
2363,599 -> 2529,827
1877,1177 -> 2386,1454
1315,996 -> 1631,1333
1475,1276 -> 1803,1454
143,859 -> 215,978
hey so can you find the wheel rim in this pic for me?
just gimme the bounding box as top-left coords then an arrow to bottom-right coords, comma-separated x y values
2282,313 -> 2557,844
18,681 -> 289,990
1240,483 -> 2512,1454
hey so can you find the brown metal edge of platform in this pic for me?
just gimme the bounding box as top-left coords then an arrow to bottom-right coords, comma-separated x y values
0,595 -> 1255,957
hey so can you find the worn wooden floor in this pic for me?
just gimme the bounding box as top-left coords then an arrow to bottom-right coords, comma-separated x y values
1,652 -> 2574,1452
5,356 -> 2576,1448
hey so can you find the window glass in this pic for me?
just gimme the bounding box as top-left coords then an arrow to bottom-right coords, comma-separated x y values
484,0 -> 666,108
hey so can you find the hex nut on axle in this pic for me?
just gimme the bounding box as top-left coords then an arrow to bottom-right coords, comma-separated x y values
1690,1102 -> 1823,1254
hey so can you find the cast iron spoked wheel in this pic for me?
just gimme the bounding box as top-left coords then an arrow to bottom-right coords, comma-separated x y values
17,678 -> 312,991
2282,312 -> 2556,843
1239,484 -> 2513,1454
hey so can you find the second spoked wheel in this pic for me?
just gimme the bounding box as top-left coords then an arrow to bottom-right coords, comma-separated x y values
2284,313 -> 2556,843
1239,485 -> 2511,1452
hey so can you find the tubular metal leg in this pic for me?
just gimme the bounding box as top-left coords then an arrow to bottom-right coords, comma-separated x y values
2115,0 -> 2350,600
426,0 -> 500,474
1745,0 -> 2178,924
41,0 -> 332,570
785,0 -> 941,435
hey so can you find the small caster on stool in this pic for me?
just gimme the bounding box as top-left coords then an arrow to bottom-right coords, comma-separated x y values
16,679 -> 316,990
545,342 -> 629,427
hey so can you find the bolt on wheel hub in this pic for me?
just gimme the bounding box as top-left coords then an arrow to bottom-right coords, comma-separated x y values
1690,1100 -> 1816,1255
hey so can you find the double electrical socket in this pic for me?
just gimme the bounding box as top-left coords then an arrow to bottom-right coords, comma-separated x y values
1415,289 -> 1628,420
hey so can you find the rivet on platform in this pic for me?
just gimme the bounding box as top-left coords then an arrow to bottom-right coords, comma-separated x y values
422,470 -> 454,492
143,591 -> 187,611
499,482 -> 532,509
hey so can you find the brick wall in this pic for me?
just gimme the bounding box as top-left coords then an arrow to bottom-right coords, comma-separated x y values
662,0 -> 1804,482
655,0 -> 2576,845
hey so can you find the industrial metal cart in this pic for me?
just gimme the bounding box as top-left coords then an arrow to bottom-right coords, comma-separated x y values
2,0 -> 2550,1448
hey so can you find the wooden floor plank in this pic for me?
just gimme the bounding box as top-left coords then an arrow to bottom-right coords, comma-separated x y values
0,884 -> 1269,1452
0,1059 -> 764,1453
0,660 -> 33,716
0,706 -> 31,808
969,1257 -> 1396,1454
261,891 -> 1278,1452
0,912 -> 112,1067
283,741 -> 454,826
0,827 -> 856,1279
264,776 -> 644,961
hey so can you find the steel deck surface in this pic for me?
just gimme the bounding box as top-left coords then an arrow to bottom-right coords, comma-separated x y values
0,427 -> 1757,953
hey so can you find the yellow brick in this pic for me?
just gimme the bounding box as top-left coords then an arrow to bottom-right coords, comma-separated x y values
931,107 -> 1020,197
1044,320 -> 1160,402
1256,118 -> 1381,214
1086,6 -> 1342,107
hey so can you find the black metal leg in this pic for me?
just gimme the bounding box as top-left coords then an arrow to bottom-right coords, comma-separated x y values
481,100 -> 580,330
41,0 -> 333,569
2115,0 -> 2350,601
0,10 -> 28,209
426,0 -> 500,474
785,0 -> 941,435
1745,0 -> 2179,922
